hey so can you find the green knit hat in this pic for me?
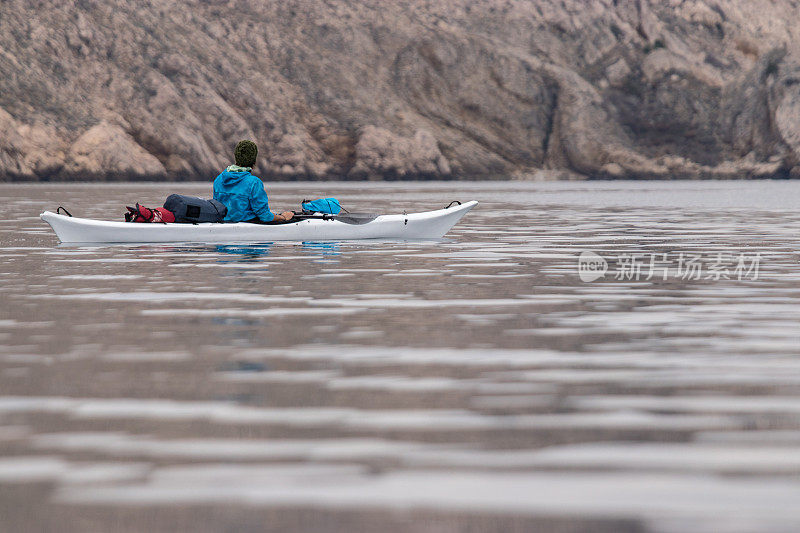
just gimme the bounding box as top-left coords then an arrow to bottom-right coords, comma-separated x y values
234,140 -> 258,167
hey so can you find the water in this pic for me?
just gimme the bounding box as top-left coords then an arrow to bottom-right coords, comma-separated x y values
1,180 -> 800,532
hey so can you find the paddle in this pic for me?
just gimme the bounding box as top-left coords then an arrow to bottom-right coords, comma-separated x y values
291,212 -> 379,225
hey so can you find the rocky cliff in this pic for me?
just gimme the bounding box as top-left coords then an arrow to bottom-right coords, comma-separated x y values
2,0 -> 800,181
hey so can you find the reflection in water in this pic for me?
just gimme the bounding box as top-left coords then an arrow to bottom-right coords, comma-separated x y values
3,181 -> 800,532
301,241 -> 341,256
214,243 -> 273,259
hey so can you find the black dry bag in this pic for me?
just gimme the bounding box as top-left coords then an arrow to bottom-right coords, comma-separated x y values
163,194 -> 227,223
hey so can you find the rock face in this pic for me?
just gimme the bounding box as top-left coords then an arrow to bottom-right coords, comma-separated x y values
66,122 -> 166,177
351,127 -> 451,180
2,0 -> 800,181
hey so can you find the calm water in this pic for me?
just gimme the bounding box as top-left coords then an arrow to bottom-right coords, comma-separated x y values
1,180 -> 800,532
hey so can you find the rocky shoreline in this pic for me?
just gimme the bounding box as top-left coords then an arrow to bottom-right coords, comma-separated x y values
3,1 -> 800,181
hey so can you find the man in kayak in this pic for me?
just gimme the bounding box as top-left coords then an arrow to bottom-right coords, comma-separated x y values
213,140 -> 294,223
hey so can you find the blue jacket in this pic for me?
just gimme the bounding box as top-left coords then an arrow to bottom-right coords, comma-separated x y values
212,168 -> 275,222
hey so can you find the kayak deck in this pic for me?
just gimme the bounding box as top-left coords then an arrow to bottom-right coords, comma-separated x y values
40,201 -> 477,244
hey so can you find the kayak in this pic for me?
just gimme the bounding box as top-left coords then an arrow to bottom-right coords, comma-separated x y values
40,201 -> 477,243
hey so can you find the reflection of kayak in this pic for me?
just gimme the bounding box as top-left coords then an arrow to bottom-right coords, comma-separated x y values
40,201 -> 477,244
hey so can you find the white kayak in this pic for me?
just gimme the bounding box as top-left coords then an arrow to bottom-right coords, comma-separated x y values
40,201 -> 477,244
